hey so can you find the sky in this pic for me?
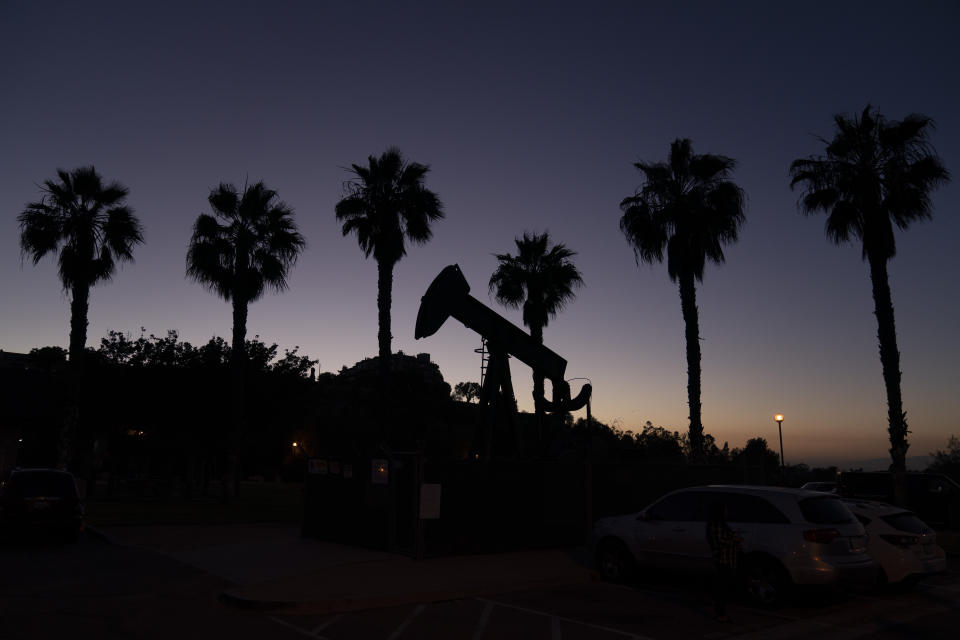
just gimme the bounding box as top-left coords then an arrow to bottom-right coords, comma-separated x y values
2,1 -> 958,469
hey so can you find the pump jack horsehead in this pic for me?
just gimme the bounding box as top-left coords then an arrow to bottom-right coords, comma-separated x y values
416,264 -> 592,459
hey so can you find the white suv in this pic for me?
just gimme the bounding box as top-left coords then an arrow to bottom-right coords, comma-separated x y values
593,485 -> 877,604
843,499 -> 947,585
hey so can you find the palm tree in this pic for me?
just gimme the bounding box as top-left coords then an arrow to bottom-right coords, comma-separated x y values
790,106 -> 949,492
489,231 -> 583,435
335,147 -> 444,379
19,166 -> 143,471
620,139 -> 745,460
187,180 -> 305,494
19,166 -> 144,367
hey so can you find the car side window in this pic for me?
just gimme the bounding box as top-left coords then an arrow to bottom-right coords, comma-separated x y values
717,493 -> 790,524
648,491 -> 706,521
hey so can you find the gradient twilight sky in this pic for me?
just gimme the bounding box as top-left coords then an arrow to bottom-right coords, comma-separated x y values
2,1 -> 957,468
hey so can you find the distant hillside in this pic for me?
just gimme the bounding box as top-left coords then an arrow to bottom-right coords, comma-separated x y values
823,455 -> 935,472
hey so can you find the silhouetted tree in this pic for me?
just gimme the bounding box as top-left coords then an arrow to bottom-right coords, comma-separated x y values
186,181 -> 305,495
927,435 -> 960,485
18,166 -> 143,471
790,106 -> 949,501
732,437 -> 781,483
682,431 -> 730,464
634,422 -> 684,462
489,232 -> 583,437
335,148 -> 444,382
620,140 -> 745,461
453,381 -> 482,403
27,346 -> 68,370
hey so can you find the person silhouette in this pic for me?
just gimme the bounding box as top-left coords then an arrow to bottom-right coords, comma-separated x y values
706,500 -> 741,622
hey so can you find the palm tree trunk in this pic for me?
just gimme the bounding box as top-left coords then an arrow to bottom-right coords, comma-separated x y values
377,260 -> 394,372
227,295 -> 249,500
531,324 -> 545,452
377,259 -> 393,445
678,272 -> 704,461
60,283 -> 90,485
68,283 -> 90,368
868,253 -> 909,504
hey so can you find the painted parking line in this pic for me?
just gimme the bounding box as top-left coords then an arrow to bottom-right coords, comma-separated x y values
312,613 -> 342,635
386,603 -> 426,640
267,615 -> 331,640
471,600 -> 494,640
477,597 -> 653,640
551,614 -> 562,640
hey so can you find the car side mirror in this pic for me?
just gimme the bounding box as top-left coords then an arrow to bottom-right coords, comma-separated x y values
637,511 -> 653,521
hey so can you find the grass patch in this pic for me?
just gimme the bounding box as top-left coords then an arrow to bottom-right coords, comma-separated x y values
84,481 -> 304,526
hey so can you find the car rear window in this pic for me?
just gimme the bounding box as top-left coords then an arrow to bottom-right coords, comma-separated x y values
799,496 -> 854,524
5,472 -> 77,498
880,512 -> 928,534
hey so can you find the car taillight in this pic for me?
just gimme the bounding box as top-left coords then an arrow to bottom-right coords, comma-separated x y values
803,528 -> 841,544
879,534 -> 920,547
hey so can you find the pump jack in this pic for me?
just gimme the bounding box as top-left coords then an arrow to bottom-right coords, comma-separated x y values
416,265 -> 591,458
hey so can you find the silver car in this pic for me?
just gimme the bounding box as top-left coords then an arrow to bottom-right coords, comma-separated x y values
593,485 -> 877,604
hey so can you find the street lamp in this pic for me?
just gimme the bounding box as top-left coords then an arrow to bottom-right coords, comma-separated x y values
774,414 -> 785,470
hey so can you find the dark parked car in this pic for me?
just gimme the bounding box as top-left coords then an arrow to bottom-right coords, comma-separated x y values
838,472 -> 960,529
0,468 -> 84,541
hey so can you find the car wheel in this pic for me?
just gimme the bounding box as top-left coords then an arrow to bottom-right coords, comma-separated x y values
596,539 -> 634,583
743,558 -> 790,607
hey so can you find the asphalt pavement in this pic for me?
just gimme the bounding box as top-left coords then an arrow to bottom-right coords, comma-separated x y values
92,523 -> 597,614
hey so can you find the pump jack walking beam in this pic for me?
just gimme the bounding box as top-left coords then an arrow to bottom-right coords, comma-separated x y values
416,264 -> 591,455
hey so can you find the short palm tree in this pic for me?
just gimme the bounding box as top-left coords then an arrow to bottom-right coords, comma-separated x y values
187,181 -> 304,493
335,147 -> 444,378
18,166 -> 144,367
620,139 -> 745,460
19,166 -> 143,471
790,106 -> 949,487
489,231 -> 583,431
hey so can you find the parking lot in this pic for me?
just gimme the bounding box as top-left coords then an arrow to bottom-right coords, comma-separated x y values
2,527 -> 957,639
266,558 -> 960,639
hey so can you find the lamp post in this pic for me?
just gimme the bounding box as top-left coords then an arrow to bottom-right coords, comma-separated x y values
774,414 -> 785,471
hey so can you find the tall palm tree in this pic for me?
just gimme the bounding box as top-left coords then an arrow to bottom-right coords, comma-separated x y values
19,166 -> 143,471
187,181 -> 305,494
790,106 -> 949,491
335,147 -> 444,379
620,139 -> 745,460
489,231 -> 583,433
19,166 -> 144,367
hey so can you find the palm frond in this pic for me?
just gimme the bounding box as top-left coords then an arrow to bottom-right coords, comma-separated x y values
489,231 -> 583,333
187,181 -> 303,304
19,166 -> 142,290
790,105 -> 950,261
621,139 -> 744,280
335,148 -> 443,265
